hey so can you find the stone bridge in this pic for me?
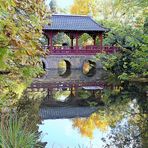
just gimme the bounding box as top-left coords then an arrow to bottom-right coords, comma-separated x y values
42,55 -> 102,70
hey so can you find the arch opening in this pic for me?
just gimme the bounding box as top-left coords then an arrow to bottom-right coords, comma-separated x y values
42,61 -> 46,71
58,59 -> 71,77
82,60 -> 96,77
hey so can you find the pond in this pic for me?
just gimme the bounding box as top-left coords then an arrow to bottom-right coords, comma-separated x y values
20,69 -> 147,148
39,118 -> 109,148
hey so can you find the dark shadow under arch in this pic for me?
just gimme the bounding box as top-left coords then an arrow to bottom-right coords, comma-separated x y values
42,61 -> 46,70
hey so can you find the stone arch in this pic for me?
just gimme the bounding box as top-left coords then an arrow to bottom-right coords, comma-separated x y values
41,58 -> 48,70
82,59 -> 96,77
58,59 -> 71,77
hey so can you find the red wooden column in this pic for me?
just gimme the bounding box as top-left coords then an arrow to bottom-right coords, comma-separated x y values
93,36 -> 96,46
75,32 -> 79,49
66,32 -> 74,49
71,37 -> 74,48
99,32 -> 103,51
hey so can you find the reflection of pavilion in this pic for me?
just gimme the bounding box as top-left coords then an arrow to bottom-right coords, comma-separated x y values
39,107 -> 98,120
28,80 -> 106,108
28,69 -> 107,108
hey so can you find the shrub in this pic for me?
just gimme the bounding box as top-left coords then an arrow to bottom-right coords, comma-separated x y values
0,115 -> 40,148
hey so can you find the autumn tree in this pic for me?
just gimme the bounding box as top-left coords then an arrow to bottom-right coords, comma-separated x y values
70,0 -> 97,16
96,0 -> 143,25
96,0 -> 148,81
0,0 -> 49,109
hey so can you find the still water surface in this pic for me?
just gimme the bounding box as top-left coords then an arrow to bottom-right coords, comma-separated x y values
39,119 -> 109,148
27,69 -> 147,148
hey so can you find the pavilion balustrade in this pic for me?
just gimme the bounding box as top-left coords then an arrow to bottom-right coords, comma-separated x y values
43,45 -> 119,55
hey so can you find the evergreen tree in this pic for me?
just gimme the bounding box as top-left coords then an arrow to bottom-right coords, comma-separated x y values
49,0 -> 57,14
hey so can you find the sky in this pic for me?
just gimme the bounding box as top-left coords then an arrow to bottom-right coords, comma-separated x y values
39,119 -> 109,148
45,0 -> 74,9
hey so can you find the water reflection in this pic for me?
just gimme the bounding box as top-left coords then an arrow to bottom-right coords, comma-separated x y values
30,69 -> 107,107
72,113 -> 109,139
38,90 -> 147,147
52,89 -> 71,102
25,69 -> 148,147
39,119 -> 108,148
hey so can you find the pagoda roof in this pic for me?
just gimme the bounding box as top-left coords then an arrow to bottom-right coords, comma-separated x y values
44,14 -> 108,32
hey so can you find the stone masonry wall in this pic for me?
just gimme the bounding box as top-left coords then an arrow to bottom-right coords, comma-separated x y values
41,55 -> 102,69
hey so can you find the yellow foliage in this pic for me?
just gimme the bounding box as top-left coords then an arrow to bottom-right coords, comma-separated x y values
83,62 -> 90,74
0,0 -> 49,108
58,60 -> 67,69
70,0 -> 96,16
72,113 -> 109,138
13,83 -> 27,99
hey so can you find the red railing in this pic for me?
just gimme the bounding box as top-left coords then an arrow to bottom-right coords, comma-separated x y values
43,45 -> 119,55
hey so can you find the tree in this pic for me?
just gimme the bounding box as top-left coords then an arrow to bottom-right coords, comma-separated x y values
70,0 -> 97,16
96,0 -> 143,25
71,0 -> 143,26
0,0 -> 49,109
49,0 -> 57,14
95,0 -> 148,81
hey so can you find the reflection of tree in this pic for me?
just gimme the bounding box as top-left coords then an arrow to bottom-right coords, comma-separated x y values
129,113 -> 148,147
78,90 -> 92,99
99,100 -> 129,128
17,90 -> 46,131
72,84 -> 131,139
73,80 -> 147,145
72,113 -> 109,139
102,121 -> 141,148
53,90 -> 71,102
101,82 -> 148,148
102,111 -> 148,148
